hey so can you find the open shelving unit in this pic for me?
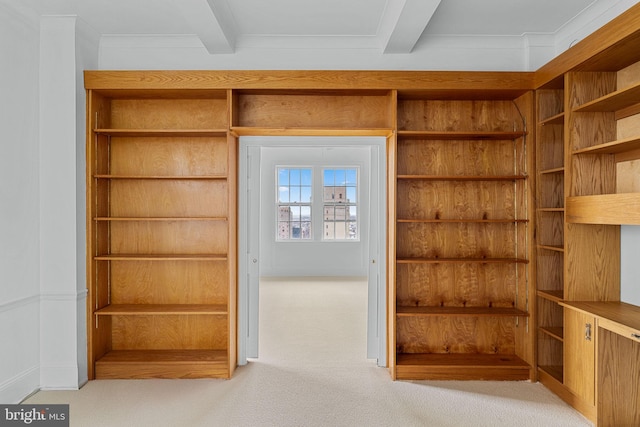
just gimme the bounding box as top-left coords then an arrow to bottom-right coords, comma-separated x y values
391,95 -> 535,380
86,90 -> 237,379
534,82 -> 566,390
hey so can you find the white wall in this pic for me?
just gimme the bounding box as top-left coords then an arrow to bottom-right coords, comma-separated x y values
621,225 -> 640,306
0,2 -> 42,404
95,1 -> 637,72
0,4 -> 98,402
258,144 -> 372,277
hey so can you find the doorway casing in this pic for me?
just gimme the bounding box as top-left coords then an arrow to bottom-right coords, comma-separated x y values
238,136 -> 387,367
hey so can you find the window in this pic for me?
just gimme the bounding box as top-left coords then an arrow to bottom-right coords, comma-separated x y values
277,167 -> 312,240
323,168 -> 358,240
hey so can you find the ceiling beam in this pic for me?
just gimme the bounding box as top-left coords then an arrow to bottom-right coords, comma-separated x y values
381,0 -> 442,54
173,0 -> 235,54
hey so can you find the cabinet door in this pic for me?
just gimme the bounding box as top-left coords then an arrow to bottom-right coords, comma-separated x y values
564,308 -> 595,405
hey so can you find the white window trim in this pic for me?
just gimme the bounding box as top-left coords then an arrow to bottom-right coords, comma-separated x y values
274,165 -> 360,242
275,166 -> 313,241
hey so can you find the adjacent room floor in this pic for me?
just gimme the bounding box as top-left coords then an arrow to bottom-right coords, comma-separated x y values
26,277 -> 592,426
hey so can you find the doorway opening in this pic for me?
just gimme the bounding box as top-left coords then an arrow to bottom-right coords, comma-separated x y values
257,277 -> 368,365
238,136 -> 387,367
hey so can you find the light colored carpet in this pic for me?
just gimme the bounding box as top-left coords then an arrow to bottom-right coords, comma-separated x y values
25,277 -> 592,427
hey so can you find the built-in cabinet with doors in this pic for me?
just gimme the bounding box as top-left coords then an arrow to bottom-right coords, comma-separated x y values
85,4 -> 640,424
534,5 -> 640,424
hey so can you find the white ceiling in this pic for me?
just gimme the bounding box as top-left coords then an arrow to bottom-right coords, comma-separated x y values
22,0 -> 609,54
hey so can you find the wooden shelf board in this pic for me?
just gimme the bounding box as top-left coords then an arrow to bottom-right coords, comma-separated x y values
539,167 -> 565,175
95,304 -> 228,316
93,174 -> 227,180
231,126 -> 393,137
95,350 -> 229,379
539,112 -> 565,126
537,289 -> 564,303
397,306 -> 529,317
94,254 -> 228,261
539,326 -> 564,341
566,193 -> 640,225
574,82 -> 640,113
396,257 -> 529,264
560,301 -> 640,332
537,207 -> 565,213
537,244 -> 564,253
94,128 -> 227,137
397,175 -> 527,181
572,135 -> 640,155
397,218 -> 528,224
538,365 -> 563,384
395,353 -> 531,380
94,217 -> 227,221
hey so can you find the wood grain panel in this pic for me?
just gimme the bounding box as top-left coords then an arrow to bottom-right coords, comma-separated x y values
537,124 -> 564,171
397,139 -> 520,176
569,153 -> 617,197
537,297 -> 563,330
598,329 -> 640,427
537,333 -> 563,368
537,89 -> 564,122
110,98 -> 227,129
617,60 -> 640,89
564,308 -> 595,405
95,350 -> 228,379
111,260 -> 228,305
85,70 -> 534,93
94,134 -> 111,177
617,113 -> 640,140
565,223 -> 620,301
537,211 -> 564,247
111,315 -> 228,350
109,221 -> 228,255
537,172 -> 564,208
395,353 -> 530,380
109,180 -> 228,218
569,112 -> 617,152
397,100 -> 525,132
396,222 -> 519,259
109,137 -> 228,176
567,72 -> 617,110
396,263 -> 517,308
535,250 -> 563,292
617,161 -> 640,193
397,180 -> 518,220
567,193 -> 640,224
237,93 -> 392,128
396,316 -> 516,354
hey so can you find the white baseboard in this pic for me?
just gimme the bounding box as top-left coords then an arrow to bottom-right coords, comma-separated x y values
0,365 -> 40,404
39,364 -> 81,391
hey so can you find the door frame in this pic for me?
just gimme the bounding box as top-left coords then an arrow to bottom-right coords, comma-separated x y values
237,136 -> 387,367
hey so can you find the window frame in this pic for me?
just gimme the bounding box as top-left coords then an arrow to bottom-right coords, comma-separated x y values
321,167 -> 359,242
275,166 -> 313,241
